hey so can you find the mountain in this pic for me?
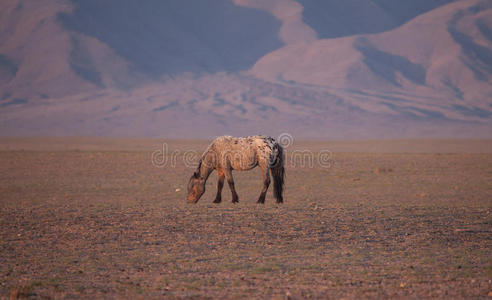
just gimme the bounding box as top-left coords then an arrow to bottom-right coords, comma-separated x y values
0,0 -> 283,96
298,0 -> 456,38
0,0 -> 491,138
251,0 -> 492,122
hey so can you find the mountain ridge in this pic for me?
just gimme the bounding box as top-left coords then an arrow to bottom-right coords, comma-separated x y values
0,0 -> 491,138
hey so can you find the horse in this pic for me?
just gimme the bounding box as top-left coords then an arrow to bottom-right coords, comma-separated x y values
186,135 -> 285,204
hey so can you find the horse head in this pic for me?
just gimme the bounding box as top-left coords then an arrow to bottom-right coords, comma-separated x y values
186,171 -> 206,203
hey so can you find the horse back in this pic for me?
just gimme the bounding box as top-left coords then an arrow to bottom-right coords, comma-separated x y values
211,136 -> 277,171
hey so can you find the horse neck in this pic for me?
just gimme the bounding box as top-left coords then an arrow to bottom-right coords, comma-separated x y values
198,152 -> 215,182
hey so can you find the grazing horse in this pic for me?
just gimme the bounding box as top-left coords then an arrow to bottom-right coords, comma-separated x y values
187,135 -> 285,204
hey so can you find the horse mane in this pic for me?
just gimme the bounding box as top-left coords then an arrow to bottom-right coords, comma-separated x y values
194,159 -> 202,178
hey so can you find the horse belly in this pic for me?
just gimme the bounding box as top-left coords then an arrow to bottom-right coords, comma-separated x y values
229,155 -> 257,171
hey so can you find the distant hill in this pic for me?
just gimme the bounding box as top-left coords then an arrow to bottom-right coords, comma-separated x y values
0,0 -> 491,138
58,0 -> 284,78
298,0 -> 456,38
251,0 -> 492,123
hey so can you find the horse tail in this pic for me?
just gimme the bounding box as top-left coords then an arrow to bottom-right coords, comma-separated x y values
271,143 -> 285,203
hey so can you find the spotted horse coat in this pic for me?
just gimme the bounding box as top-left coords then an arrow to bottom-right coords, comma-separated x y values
186,136 -> 285,204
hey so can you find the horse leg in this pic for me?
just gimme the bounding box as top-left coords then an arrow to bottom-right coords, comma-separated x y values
257,166 -> 270,204
224,168 -> 239,203
213,169 -> 225,203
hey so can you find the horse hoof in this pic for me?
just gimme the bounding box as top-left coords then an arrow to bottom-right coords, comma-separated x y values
213,198 -> 221,203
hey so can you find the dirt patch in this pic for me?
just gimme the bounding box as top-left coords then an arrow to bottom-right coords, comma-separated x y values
0,140 -> 491,298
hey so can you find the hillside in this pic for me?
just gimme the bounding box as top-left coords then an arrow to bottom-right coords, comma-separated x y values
0,0 -> 491,138
298,0 -> 456,38
251,0 -> 492,122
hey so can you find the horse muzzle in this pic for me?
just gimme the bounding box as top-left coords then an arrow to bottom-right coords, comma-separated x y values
186,195 -> 198,203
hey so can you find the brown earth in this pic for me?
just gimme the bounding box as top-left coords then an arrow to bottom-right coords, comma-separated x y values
1,0 -> 491,138
1,138 -> 491,299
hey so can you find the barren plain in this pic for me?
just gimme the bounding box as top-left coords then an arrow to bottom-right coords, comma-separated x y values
1,138 -> 491,299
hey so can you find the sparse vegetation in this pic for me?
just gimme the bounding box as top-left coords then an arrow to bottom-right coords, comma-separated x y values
0,139 -> 491,298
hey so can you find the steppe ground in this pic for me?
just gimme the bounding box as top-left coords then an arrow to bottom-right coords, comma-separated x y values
0,138 -> 491,299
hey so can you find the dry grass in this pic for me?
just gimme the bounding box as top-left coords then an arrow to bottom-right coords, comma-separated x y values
0,139 -> 491,298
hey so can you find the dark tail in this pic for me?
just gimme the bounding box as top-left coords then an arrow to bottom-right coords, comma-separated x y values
271,144 -> 285,203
